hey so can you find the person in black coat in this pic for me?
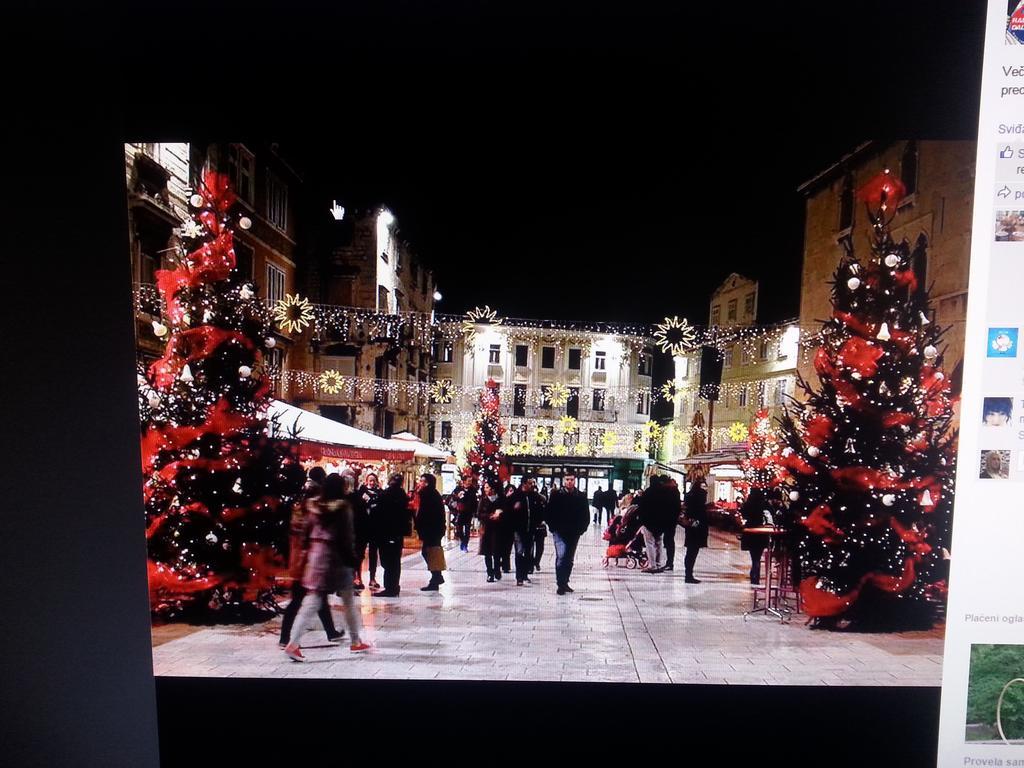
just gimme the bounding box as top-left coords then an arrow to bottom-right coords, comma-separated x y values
508,476 -> 544,585
476,479 -> 505,582
599,487 -> 617,526
355,472 -> 383,590
637,476 -> 670,572
373,473 -> 412,597
661,477 -> 682,570
681,480 -> 709,583
545,473 -> 591,594
449,475 -> 478,553
739,488 -> 771,585
415,474 -> 447,590
498,482 -> 517,573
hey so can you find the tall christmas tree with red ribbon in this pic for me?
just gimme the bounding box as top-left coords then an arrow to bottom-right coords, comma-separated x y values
464,378 -> 507,489
138,171 -> 305,620
777,169 -> 956,630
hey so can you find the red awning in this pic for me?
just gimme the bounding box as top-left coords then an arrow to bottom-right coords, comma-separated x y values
298,440 -> 414,463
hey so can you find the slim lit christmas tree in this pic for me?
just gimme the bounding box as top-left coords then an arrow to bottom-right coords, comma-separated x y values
777,169 -> 956,630
741,408 -> 784,491
138,171 -> 305,620
464,378 -> 506,488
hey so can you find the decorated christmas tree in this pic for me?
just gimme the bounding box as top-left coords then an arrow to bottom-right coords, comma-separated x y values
777,169 -> 956,630
464,378 -> 506,488
138,171 -> 305,620
740,408 -> 784,491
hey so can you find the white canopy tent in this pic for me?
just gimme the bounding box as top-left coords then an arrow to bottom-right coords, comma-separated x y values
266,400 -> 415,462
388,431 -> 453,460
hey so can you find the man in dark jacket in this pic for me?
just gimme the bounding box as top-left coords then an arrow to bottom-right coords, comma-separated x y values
373,473 -> 412,597
508,476 -> 544,585
661,476 -> 682,571
682,480 -> 709,584
546,473 -> 591,594
415,474 -> 447,590
637,476 -> 671,572
449,475 -> 478,553
591,485 -> 604,524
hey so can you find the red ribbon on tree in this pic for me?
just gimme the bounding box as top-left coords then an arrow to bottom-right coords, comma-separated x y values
802,504 -> 842,540
198,170 -> 237,213
836,336 -> 885,378
881,412 -> 915,428
833,310 -> 874,338
857,169 -> 907,210
830,466 -> 909,492
803,414 -> 833,447
148,327 -> 255,388
800,558 -> 917,617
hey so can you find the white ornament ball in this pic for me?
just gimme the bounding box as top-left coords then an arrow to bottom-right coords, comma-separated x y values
147,393 -> 161,409
789,491 -> 800,502
264,337 -> 276,349
152,321 -> 168,338
238,216 -> 252,230
239,365 -> 252,378
935,372 -> 944,381
190,193 -> 205,208
847,277 -> 861,290
884,254 -> 900,268
882,494 -> 895,507
205,532 -> 218,545
240,285 -> 255,300
924,345 -> 938,359
807,446 -> 821,457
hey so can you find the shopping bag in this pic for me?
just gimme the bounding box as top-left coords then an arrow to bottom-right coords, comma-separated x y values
425,545 -> 447,571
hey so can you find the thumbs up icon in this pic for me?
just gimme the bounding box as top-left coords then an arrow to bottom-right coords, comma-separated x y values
1001,146 -> 1015,159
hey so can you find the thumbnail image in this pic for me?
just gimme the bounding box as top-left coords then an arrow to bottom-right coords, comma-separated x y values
983,397 -> 1014,427
980,450 -> 1011,479
967,644 -> 1024,744
1009,1 -> 1024,45
996,211 -> 1024,242
988,327 -> 1019,357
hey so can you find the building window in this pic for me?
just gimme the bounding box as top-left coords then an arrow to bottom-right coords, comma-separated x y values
639,353 -> 652,377
428,422 -> 436,444
741,347 -> 753,366
636,392 -> 650,416
234,241 -> 253,281
228,144 -> 255,205
589,428 -> 605,451
724,348 -> 734,368
139,250 -> 158,287
266,262 -> 286,305
777,341 -> 789,361
511,423 -> 528,444
592,388 -> 606,412
541,347 -> 555,369
839,174 -> 854,231
774,379 -> 787,405
536,426 -> 554,447
678,357 -> 689,378
489,344 -> 501,364
568,348 -> 582,370
266,172 -> 288,231
738,387 -> 747,407
901,141 -> 918,198
727,299 -> 737,322
757,381 -> 767,408
567,387 -> 580,419
441,421 -> 452,441
744,293 -> 755,318
594,350 -> 607,370
515,344 -> 528,366
395,289 -> 405,312
514,384 -> 527,417
759,339 -> 770,360
711,305 -> 721,326
377,285 -> 389,313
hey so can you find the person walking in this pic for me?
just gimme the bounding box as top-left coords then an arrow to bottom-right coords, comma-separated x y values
591,485 -> 604,525
545,472 -> 590,594
739,488 -> 771,585
509,476 -> 542,586
637,476 -> 670,573
373,473 -> 412,597
355,472 -> 382,590
599,486 -> 617,527
498,482 -> 517,573
476,479 -> 505,582
681,479 -> 709,584
279,467 -> 344,647
415,474 -> 447,590
282,473 -> 370,661
449,475 -> 478,553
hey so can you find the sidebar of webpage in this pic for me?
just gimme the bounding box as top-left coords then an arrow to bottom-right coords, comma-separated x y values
938,1 -> 1024,764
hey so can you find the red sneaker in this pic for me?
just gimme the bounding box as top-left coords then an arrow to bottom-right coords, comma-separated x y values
284,644 -> 306,662
350,641 -> 371,653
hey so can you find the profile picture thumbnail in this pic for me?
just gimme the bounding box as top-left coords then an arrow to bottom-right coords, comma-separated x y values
1009,1 -> 1024,45
988,328 -> 1019,358
996,211 -> 1024,242
980,450 -> 1011,480
983,397 -> 1014,427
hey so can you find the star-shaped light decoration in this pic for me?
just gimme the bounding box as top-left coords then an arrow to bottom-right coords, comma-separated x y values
653,316 -> 697,357
318,369 -> 345,394
559,415 -> 578,434
273,294 -> 315,334
545,382 -> 570,408
553,445 -> 569,457
573,443 -> 590,456
660,379 -> 685,403
431,379 -> 455,404
178,218 -> 205,240
461,305 -> 503,347
601,432 -> 619,454
534,426 -> 552,445
728,421 -> 749,443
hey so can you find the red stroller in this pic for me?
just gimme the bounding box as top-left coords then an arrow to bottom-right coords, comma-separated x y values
602,511 -> 649,569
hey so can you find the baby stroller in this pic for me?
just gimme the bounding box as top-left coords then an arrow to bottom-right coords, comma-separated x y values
602,513 -> 649,569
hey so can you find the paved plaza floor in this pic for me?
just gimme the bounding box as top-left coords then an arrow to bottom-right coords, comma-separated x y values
150,525 -> 945,685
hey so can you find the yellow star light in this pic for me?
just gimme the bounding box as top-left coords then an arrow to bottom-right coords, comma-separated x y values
601,432 -> 619,453
318,369 -> 344,394
273,294 -> 314,334
461,305 -> 503,346
545,382 -> 570,408
559,415 -> 578,433
728,421 -> 749,442
431,379 -> 454,404
660,379 -> 684,403
653,316 -> 696,356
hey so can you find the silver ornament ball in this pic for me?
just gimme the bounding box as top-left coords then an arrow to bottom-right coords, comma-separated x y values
884,254 -> 900,268
847,277 -> 861,290
238,216 -> 253,230
239,365 -> 252,378
189,193 -> 205,207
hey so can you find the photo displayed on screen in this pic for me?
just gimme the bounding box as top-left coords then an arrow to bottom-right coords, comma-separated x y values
982,397 -> 1013,427
980,450 -> 1011,479
967,645 -> 1024,745
128,139 -> 970,684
